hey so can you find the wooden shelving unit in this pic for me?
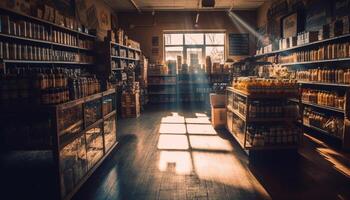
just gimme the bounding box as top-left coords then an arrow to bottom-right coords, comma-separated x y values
147,74 -> 177,104
249,31 -> 350,149
254,33 -> 350,58
0,7 -> 96,74
226,87 -> 301,153
96,40 -> 141,77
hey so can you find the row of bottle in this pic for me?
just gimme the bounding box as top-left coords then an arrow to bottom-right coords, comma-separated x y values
279,42 -> 350,63
249,103 -> 284,118
0,67 -> 101,105
0,15 -> 50,41
233,78 -> 298,95
52,50 -> 93,63
246,126 -> 300,146
0,42 -> 51,60
0,42 -> 94,63
301,89 -> 345,109
0,15 -> 94,49
296,68 -> 350,84
303,108 -> 344,138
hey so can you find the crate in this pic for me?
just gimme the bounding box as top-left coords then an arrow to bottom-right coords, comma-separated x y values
121,92 -> 139,107
121,92 -> 140,118
121,105 -> 140,118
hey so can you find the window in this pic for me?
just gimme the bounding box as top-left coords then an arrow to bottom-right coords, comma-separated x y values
165,46 -> 183,61
185,33 -> 204,45
164,32 -> 225,67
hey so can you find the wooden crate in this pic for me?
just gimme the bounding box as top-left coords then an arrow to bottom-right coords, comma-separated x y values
121,92 -> 139,107
121,105 -> 140,118
121,92 -> 140,118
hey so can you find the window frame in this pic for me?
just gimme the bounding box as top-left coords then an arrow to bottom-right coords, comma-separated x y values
163,31 -> 226,65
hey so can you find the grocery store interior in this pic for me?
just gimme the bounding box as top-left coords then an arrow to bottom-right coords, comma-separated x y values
0,0 -> 350,200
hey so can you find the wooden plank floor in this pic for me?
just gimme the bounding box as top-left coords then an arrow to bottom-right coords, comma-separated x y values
72,106 -> 350,200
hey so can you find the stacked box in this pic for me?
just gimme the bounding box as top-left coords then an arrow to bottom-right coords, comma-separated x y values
121,92 -> 140,118
127,39 -> 140,49
212,63 -> 221,74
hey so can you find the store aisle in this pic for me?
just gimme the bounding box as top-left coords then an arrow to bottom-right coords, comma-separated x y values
73,107 -> 350,200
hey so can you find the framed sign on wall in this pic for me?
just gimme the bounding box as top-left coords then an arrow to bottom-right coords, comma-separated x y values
229,33 -> 249,56
281,12 -> 298,38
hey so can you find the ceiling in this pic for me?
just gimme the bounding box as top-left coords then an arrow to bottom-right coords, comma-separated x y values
105,0 -> 268,12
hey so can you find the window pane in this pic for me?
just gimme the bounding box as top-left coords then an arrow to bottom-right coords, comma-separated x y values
164,34 -> 183,45
165,46 -> 183,61
206,46 -> 224,63
187,48 -> 203,67
205,33 -> 225,45
185,33 -> 204,45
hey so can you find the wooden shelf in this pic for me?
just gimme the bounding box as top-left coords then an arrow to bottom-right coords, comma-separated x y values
303,123 -> 342,140
3,60 -> 94,65
301,101 -> 345,114
110,41 -> 141,52
227,87 -> 297,99
111,55 -> 139,61
0,33 -> 93,51
298,81 -> 350,88
227,106 -> 247,121
246,144 -> 299,150
254,33 -> 350,58
279,57 -> 350,66
0,7 -> 96,38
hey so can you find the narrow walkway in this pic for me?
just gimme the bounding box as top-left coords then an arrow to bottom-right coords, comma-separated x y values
73,107 -> 350,200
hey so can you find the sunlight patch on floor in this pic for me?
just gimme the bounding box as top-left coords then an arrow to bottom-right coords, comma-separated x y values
161,116 -> 185,124
158,151 -> 192,175
185,117 -> 211,124
189,135 -> 233,151
317,147 -> 350,178
195,113 -> 208,117
159,123 -> 187,134
158,135 -> 189,150
192,152 -> 250,188
186,124 -> 217,135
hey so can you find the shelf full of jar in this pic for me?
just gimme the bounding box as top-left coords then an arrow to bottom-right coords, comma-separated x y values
0,7 -> 96,38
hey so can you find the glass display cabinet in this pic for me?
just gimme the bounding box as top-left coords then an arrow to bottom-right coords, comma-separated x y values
0,88 -> 117,200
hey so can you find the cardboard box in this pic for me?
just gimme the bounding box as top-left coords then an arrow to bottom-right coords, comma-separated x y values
210,93 -> 226,108
211,107 -> 226,129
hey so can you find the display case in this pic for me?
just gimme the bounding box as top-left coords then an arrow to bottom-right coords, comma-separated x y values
0,88 -> 117,200
84,96 -> 102,127
85,124 -> 104,169
103,115 -> 117,152
226,85 -> 301,153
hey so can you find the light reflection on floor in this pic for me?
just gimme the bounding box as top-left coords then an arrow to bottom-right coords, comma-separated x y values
305,134 -> 350,177
157,112 -> 270,198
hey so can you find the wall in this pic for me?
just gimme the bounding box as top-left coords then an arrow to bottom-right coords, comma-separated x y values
118,11 -> 257,63
256,0 -> 349,42
77,0 -> 116,40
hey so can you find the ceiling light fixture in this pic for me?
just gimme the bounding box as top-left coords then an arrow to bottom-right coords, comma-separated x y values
202,0 -> 215,7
